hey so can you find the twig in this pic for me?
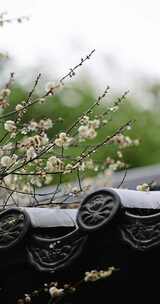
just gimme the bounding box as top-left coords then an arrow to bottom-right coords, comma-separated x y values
77,168 -> 83,192
117,166 -> 128,188
49,146 -> 64,204
2,189 -> 15,209
59,49 -> 95,84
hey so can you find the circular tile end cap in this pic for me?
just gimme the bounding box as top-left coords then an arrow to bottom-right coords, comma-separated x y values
0,208 -> 30,250
77,188 -> 121,232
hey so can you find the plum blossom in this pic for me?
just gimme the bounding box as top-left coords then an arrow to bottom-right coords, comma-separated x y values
4,120 -> 17,132
55,132 -> 72,147
46,156 -> 64,172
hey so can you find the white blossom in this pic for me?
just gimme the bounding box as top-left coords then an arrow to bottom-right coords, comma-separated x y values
41,134 -> 49,145
0,99 -> 9,108
3,143 -> 13,151
0,148 -> 4,157
10,132 -> 16,138
78,125 -> 97,140
39,118 -> 53,130
38,97 -> 45,104
87,128 -> 97,139
64,163 -> 73,173
55,132 -> 72,147
109,160 -> 125,171
32,135 -> 42,147
54,138 -> 63,147
49,286 -> 64,298
28,121 -> 38,131
26,146 -> 37,161
80,115 -> 89,124
45,82 -> 56,92
24,294 -> 31,303
1,155 -> 13,167
113,134 -> 139,149
88,119 -> 100,129
59,132 -> 67,140
117,150 -> 123,158
22,183 -> 32,193
30,176 -> 42,187
78,125 -> 89,139
0,88 -> 11,97
85,159 -> 94,169
1,154 -> 17,167
84,267 -> 115,282
44,175 -> 53,185
21,134 -> 48,150
4,120 -> 17,132
110,105 -> 119,112
127,125 -> 132,130
3,174 -> 18,190
134,139 -> 140,146
136,183 -> 150,192
71,186 -> 79,194
46,156 -> 64,172
15,104 -> 24,111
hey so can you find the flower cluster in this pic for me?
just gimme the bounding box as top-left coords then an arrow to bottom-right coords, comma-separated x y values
78,116 -> 100,140
0,154 -> 17,167
84,266 -> 116,282
46,156 -> 64,172
105,157 -> 126,171
0,50 -> 138,209
49,286 -> 64,298
136,183 -> 150,192
20,134 -> 49,150
0,88 -> 11,108
4,120 -> 17,132
16,266 -> 116,303
28,118 -> 53,132
112,133 -> 139,149
55,132 -> 72,147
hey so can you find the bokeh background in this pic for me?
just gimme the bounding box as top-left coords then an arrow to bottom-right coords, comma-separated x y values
1,0 -> 160,170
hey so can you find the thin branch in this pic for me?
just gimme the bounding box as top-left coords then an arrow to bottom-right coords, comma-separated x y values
59,49 -> 95,84
5,72 -> 14,89
0,15 -> 29,26
49,146 -> 64,204
14,73 -> 42,125
117,166 -> 128,188
103,90 -> 129,116
2,189 -> 15,209
77,168 -> 83,192
10,171 -> 63,176
0,184 -> 61,197
0,132 -> 9,144
32,185 -> 40,207
26,73 -> 41,104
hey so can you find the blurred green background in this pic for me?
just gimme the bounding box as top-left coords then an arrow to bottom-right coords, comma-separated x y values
1,78 -> 160,174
